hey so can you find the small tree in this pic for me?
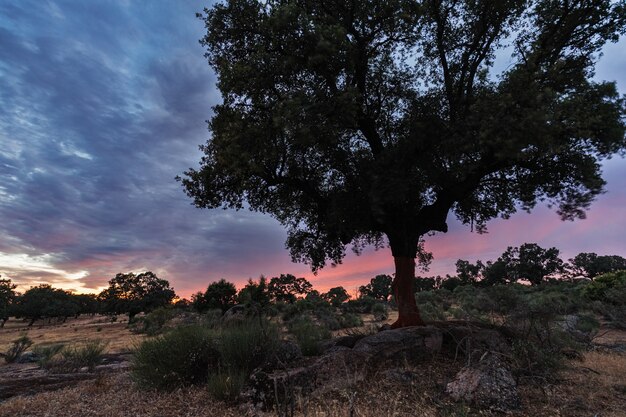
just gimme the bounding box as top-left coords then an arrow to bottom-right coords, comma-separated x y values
183,0 -> 626,327
98,272 -> 176,320
322,286 -> 350,307
359,275 -> 393,302
0,277 -> 17,327
267,274 -> 312,304
237,276 -> 271,310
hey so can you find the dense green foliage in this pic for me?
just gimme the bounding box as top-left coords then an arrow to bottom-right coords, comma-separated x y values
132,319 -> 280,397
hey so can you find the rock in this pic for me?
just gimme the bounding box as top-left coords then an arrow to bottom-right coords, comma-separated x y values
353,325 -> 443,364
446,352 -> 520,411
383,368 -> 419,384
320,335 -> 364,353
267,340 -> 302,368
15,351 -> 40,364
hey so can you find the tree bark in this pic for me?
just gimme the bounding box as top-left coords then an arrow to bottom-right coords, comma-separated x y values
390,256 -> 425,328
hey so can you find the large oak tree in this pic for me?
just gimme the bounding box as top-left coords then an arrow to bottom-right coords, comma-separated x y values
181,0 -> 626,327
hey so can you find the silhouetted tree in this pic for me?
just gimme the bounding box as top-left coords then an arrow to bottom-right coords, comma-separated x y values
194,279 -> 238,313
359,275 -> 393,302
455,260 -> 485,285
98,272 -> 176,320
237,276 -> 271,309
322,286 -> 350,307
500,243 -> 565,285
182,0 -> 626,327
0,277 -> 17,327
268,274 -> 312,304
12,285 -> 79,326
568,252 -> 626,279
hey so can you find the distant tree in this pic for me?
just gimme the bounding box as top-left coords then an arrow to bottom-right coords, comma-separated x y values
72,293 -> 99,316
359,275 -> 393,302
0,277 -> 17,327
267,274 -> 313,304
568,252 -> 626,279
414,276 -> 440,292
455,260 -> 485,285
98,272 -> 176,320
481,259 -> 510,286
500,243 -> 565,285
322,286 -> 350,307
194,279 -> 238,313
439,275 -> 462,292
12,285 -> 79,326
183,0 -> 626,327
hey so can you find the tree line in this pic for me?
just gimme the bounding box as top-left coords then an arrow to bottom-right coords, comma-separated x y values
0,245 -> 624,327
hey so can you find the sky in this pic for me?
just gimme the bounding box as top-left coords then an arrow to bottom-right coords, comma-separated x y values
0,1 -> 625,299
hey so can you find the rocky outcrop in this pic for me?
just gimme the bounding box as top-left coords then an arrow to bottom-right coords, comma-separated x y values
241,323 -> 511,412
446,352 -> 520,411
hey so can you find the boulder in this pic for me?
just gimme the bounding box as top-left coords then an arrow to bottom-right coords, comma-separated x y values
446,352 -> 520,411
353,325 -> 443,364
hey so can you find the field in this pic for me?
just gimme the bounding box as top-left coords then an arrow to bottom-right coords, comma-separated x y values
1,313 -> 625,417
0,315 -> 140,355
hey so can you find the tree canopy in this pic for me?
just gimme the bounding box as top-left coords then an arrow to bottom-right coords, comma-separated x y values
98,272 -> 176,319
568,252 -> 626,279
183,0 -> 626,327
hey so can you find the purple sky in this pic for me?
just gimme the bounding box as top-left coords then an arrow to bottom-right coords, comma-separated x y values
0,1 -> 625,298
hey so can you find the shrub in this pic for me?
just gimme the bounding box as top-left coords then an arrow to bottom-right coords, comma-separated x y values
341,297 -> 376,314
371,303 -> 388,321
314,308 -> 341,330
129,307 -> 178,336
338,312 -> 363,328
583,270 -> 626,301
218,319 -> 279,373
33,343 -> 65,369
3,335 -> 33,363
61,340 -> 108,372
287,315 -> 330,356
132,325 -> 218,390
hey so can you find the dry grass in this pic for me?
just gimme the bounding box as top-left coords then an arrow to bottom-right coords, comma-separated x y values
0,373 -> 239,417
519,350 -> 626,417
2,316 -> 625,417
0,349 -> 624,417
0,316 -> 142,354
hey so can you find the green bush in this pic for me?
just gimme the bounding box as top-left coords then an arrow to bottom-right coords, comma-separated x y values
288,315 -> 330,356
339,312 -> 363,328
583,271 -> 626,302
33,344 -> 65,369
61,340 -> 108,372
3,335 -> 33,363
218,319 -> 279,373
129,307 -> 178,336
314,308 -> 341,330
132,325 -> 218,390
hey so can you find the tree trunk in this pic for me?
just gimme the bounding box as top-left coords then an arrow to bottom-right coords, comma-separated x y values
390,256 -> 425,328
